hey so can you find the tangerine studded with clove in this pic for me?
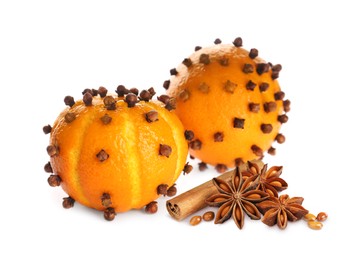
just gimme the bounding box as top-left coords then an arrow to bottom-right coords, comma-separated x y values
166,37 -> 290,168
43,87 -> 188,218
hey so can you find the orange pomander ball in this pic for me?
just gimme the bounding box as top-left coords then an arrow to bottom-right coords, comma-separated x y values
166,37 -> 290,172
43,87 -> 188,220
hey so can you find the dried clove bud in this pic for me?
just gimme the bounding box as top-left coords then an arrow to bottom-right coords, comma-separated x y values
183,163 -> 193,175
249,103 -> 260,113
157,94 -> 170,104
224,80 -> 237,93
164,98 -> 176,111
44,161 -> 53,173
198,162 -> 208,171
163,80 -> 170,90
64,96 -> 75,107
261,124 -> 273,134
264,102 -> 277,113
104,207 -> 116,221
48,175 -> 61,187
283,100 -> 291,112
100,114 -> 112,125
82,88 -> 92,96
274,91 -> 285,101
145,201 -> 158,214
178,89 -> 190,101
275,133 -> 286,144
145,110 -> 159,123
198,82 -> 210,93
129,88 -> 139,96
199,54 -> 210,65
235,158 -> 244,167
47,145 -> 59,157
214,38 -> 222,44
233,117 -> 245,129
213,132 -> 224,142
189,139 -> 202,150
242,63 -> 254,73
138,90 -> 151,102
219,57 -> 229,66
195,46 -> 202,51
246,80 -> 256,91
64,112 -> 76,123
43,125 -> 52,134
83,92 -> 93,106
98,86 -> 108,98
182,58 -> 193,67
268,146 -> 276,155
157,184 -> 168,196
249,48 -> 258,59
278,114 -> 289,123
251,145 -> 263,157
259,82 -> 270,92
159,144 -> 172,157
232,37 -> 243,47
272,64 -> 282,72
148,87 -> 156,97
215,164 -> 228,173
62,197 -> 75,209
101,193 -> 112,207
184,130 -> 195,141
125,93 -> 139,107
272,71 -> 280,80
256,63 -> 270,75
167,184 -> 177,197
115,85 -> 129,97
170,68 -> 178,76
96,149 -> 109,162
103,96 -> 117,110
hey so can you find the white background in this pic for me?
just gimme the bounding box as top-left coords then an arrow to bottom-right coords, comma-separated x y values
1,0 -> 362,259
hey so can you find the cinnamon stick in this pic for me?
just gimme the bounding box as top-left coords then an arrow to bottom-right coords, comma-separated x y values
166,160 -> 263,221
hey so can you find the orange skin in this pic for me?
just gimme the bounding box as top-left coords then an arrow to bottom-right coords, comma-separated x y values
167,44 -> 287,168
49,97 -> 188,212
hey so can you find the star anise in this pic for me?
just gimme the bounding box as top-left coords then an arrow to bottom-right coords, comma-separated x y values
241,161 -> 288,197
256,194 -> 309,229
205,167 -> 269,229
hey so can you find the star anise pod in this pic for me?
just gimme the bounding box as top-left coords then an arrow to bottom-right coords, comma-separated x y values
256,194 -> 309,229
241,161 -> 288,197
205,167 -> 269,229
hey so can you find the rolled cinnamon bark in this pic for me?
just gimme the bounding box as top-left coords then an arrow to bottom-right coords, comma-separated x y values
166,160 -> 263,221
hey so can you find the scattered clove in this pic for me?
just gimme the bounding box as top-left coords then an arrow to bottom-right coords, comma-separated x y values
145,201 -> 158,214
157,184 -> 168,196
167,184 -> 177,197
